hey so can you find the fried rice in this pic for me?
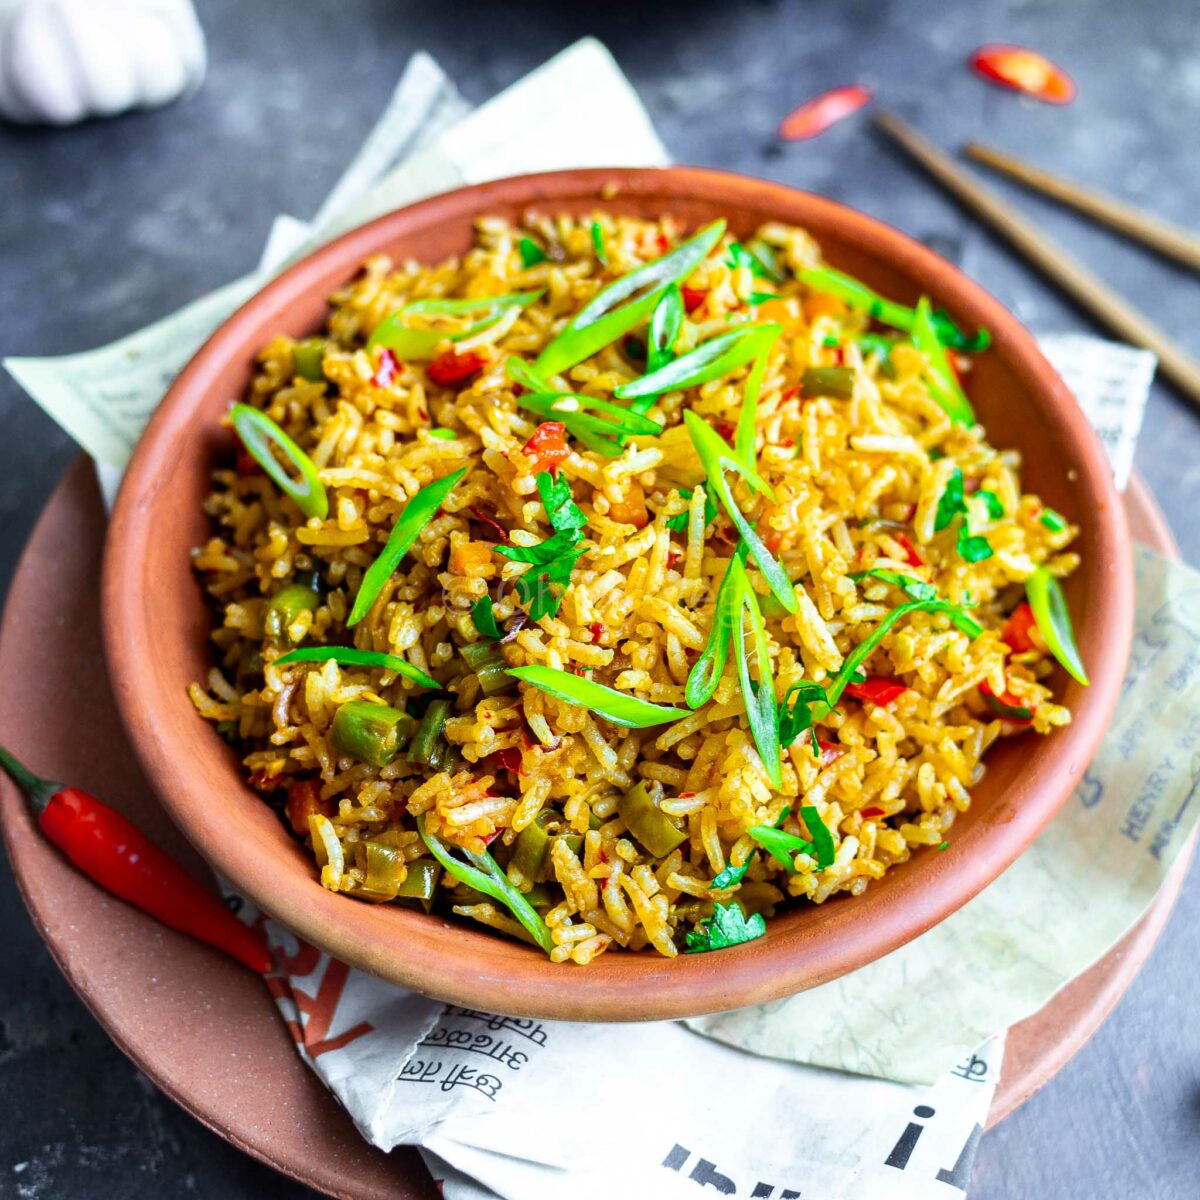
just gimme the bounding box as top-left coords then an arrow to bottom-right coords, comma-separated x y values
189,209 -> 1080,965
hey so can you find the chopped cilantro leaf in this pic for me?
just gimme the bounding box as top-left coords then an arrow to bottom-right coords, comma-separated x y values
935,468 -> 966,532
665,487 -> 718,533
684,902 -> 766,953
471,595 -> 501,639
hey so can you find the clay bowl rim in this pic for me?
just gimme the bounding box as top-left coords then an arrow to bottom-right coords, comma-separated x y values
102,165 -> 1133,1021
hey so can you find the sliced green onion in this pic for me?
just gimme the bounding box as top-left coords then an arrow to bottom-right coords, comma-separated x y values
912,297 -> 975,425
977,489 -> 1005,519
591,221 -> 608,265
1026,566 -> 1088,685
729,557 -> 782,788
230,403 -> 328,520
518,237 -> 547,267
748,824 -> 813,871
401,289 -> 544,316
727,241 -> 781,282
368,290 -> 542,360
471,595 -> 502,639
507,664 -> 687,729
847,569 -> 936,601
429,427 -> 459,440
613,324 -> 781,401
685,544 -> 749,709
751,291 -> 780,307
683,411 -> 797,614
798,266 -> 989,351
534,220 -> 726,377
275,646 -> 438,689
646,284 -> 684,376
417,816 -> 554,954
1041,508 -> 1068,533
349,468 -> 466,626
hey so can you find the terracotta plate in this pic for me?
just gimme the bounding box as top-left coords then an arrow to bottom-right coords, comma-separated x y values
0,460 -> 1181,1197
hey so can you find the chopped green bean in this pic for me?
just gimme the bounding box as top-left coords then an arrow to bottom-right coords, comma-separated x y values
407,699 -> 452,769
461,640 -> 511,696
330,701 -> 416,767
618,782 -> 687,857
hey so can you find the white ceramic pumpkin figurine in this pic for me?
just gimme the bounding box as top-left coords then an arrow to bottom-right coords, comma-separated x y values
0,0 -> 206,125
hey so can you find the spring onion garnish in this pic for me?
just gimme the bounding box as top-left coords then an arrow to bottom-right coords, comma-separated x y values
797,265 -> 990,352
507,357 -> 659,457
534,220 -> 726,377
417,816 -> 554,954
369,290 -> 543,360
801,366 -> 855,399
349,467 -> 466,626
728,556 -> 782,788
726,241 -> 781,283
613,324 -> 781,402
507,664 -> 687,729
848,569 -> 936,602
518,237 -> 547,267
978,490 -> 1005,519
912,297 -> 975,426
684,902 -> 766,953
935,468 -> 994,563
274,646 -> 438,689
590,221 -> 608,266
646,284 -> 684,376
496,471 -> 587,620
750,291 -> 779,307
230,403 -> 328,520
683,411 -> 798,613
429,427 -> 458,440
1040,508 -> 1068,533
1025,566 -> 1089,685
471,595 -> 502,639
616,325 -> 781,471
686,543 -> 749,709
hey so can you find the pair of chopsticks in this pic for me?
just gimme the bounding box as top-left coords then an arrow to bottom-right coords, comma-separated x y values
873,112 -> 1200,409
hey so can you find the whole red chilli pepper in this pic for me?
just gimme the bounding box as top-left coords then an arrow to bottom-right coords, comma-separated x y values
0,745 -> 272,974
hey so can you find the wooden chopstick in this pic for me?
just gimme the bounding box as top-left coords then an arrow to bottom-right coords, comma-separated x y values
873,110 -> 1200,411
963,142 -> 1200,274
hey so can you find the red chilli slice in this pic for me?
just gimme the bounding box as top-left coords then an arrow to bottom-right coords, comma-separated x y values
778,84 -> 873,142
522,421 -> 570,476
969,45 -> 1076,105
845,677 -> 909,708
428,347 -> 488,388
681,287 -> 708,313
895,533 -> 924,568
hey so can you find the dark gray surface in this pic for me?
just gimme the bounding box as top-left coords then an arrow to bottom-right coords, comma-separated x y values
1,1 -> 1197,1197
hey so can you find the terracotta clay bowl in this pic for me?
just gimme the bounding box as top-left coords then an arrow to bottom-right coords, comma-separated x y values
103,166 -> 1133,1021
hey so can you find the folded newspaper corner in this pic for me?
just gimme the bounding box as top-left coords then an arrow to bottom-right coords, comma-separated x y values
7,37 -> 1199,1200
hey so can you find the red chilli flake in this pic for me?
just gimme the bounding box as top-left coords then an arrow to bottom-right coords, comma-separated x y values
860,806 -> 885,819
895,533 -> 924,568
845,677 -> 910,708
681,287 -> 708,313
588,622 -> 606,643
969,45 -> 1076,105
372,347 -> 398,388
427,347 -> 488,388
778,84 -> 873,142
